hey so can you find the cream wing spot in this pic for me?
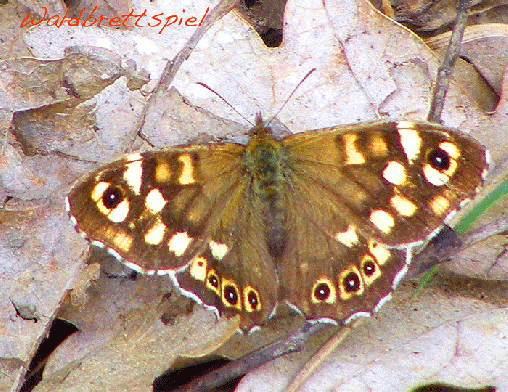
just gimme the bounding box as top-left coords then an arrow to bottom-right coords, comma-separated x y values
91,182 -> 130,222
167,231 -> 193,256
125,152 -> 143,162
155,162 -> 171,183
106,199 -> 130,223
368,241 -> 391,265
144,218 -> 167,245
209,240 -> 229,260
390,194 -> 417,217
423,142 -> 460,186
343,133 -> 366,165
382,161 -> 407,185
429,194 -> 451,216
335,225 -> 359,247
422,164 -> 448,186
145,188 -> 166,213
189,256 -> 207,281
177,154 -> 195,185
113,232 -> 132,253
397,123 -> 422,163
105,228 -> 132,253
370,134 -> 388,156
369,209 -> 395,234
123,160 -> 143,195
91,181 -> 110,202
439,141 -> 461,159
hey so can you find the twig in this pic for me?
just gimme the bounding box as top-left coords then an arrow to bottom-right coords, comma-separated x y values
131,0 -> 243,149
171,322 -> 330,392
427,0 -> 472,123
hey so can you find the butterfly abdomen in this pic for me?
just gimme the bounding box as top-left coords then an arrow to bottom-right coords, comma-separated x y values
245,128 -> 289,258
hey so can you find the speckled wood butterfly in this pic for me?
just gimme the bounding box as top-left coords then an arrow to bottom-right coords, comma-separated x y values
67,116 -> 488,329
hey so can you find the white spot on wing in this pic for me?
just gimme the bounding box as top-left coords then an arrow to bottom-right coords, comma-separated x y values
124,160 -> 143,195
107,199 -> 130,222
125,152 -> 143,162
382,161 -> 407,185
168,231 -> 193,256
144,219 -> 167,245
209,240 -> 229,260
343,134 -> 366,165
189,256 -> 207,281
91,181 -> 110,202
178,154 -> 195,185
335,225 -> 359,247
439,141 -> 460,159
155,162 -> 171,183
429,194 -> 450,216
368,241 -> 391,265
145,189 -> 166,213
422,164 -> 448,186
369,209 -> 395,234
390,195 -> 417,217
397,123 -> 422,163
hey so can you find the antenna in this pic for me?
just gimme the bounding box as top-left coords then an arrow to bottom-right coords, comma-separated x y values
196,68 -> 317,127
196,82 -> 253,125
266,68 -> 317,126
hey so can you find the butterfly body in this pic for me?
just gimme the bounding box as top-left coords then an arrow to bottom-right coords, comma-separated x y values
67,119 -> 488,328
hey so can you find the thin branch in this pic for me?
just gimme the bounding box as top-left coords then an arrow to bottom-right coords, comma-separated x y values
131,0 -> 243,149
171,322 -> 331,392
427,0 -> 472,123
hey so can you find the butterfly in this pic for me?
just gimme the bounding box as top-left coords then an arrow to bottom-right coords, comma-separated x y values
67,115 -> 488,329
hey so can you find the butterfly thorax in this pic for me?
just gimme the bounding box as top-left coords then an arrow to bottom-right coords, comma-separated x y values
244,121 -> 289,259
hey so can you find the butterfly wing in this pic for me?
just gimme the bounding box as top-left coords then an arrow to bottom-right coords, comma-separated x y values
67,144 -> 249,272
278,121 -> 487,322
282,121 -> 488,246
175,188 -> 280,327
68,143 -> 281,327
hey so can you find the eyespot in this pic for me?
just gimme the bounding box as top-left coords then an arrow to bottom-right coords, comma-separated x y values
360,254 -> 382,286
91,181 -> 130,222
209,275 -> 218,288
338,267 -> 364,300
311,277 -> 336,304
224,285 -> 238,305
342,271 -> 361,293
205,270 -> 220,295
243,286 -> 262,312
314,283 -> 330,301
362,260 -> 376,277
221,278 -> 241,310
102,186 -> 124,209
428,148 -> 450,172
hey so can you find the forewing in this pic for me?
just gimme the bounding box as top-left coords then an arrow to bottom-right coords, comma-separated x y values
282,121 -> 488,246
67,143 -> 247,273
